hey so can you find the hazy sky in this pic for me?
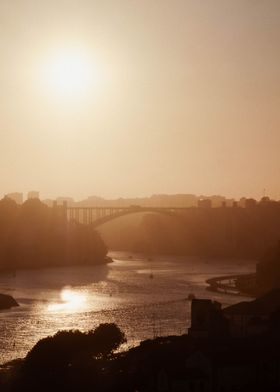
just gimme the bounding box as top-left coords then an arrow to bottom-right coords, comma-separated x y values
0,0 -> 279,200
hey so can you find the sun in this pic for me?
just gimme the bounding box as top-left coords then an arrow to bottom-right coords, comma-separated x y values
48,52 -> 91,94
42,48 -> 102,102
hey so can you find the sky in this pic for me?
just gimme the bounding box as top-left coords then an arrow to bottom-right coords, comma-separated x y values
0,0 -> 279,201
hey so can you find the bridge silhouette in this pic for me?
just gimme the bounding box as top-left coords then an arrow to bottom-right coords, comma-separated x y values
66,206 -> 190,227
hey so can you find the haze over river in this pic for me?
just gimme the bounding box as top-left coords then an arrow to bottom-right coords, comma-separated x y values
0,252 -> 255,363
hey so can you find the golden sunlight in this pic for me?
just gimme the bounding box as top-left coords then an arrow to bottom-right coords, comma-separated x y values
48,288 -> 87,312
41,48 -> 103,102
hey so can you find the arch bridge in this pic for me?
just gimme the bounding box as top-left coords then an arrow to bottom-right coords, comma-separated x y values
66,206 -> 190,227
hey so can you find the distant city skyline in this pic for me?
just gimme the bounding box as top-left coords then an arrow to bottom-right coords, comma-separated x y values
3,190 -> 276,205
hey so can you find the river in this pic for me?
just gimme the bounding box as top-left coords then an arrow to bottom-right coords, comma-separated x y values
0,252 -> 255,364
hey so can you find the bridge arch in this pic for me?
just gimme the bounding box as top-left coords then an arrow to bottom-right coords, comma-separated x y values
67,206 -> 188,227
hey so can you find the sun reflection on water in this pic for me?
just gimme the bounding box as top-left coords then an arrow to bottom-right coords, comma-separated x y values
47,289 -> 87,312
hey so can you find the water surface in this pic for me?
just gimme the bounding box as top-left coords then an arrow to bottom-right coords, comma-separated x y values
0,252 -> 255,363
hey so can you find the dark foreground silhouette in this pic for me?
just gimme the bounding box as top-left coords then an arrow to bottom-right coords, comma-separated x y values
0,197 -> 108,271
2,291 -> 280,392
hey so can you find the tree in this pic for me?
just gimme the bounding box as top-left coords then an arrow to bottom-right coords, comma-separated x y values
88,323 -> 126,357
24,324 -> 126,371
25,330 -> 88,370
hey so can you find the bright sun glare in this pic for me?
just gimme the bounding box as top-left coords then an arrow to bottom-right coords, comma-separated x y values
42,48 -> 102,101
48,289 -> 87,312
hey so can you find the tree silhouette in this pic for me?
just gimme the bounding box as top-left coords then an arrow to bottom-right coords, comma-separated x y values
25,323 -> 126,372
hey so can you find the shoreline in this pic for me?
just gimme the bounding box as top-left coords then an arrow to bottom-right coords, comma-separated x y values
0,256 -> 113,276
206,273 -> 257,297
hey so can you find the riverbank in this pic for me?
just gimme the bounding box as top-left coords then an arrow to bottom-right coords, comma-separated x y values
0,256 -> 113,277
206,273 -> 258,297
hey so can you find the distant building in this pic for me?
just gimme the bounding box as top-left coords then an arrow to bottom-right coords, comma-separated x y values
260,196 -> 271,205
188,299 -> 228,338
5,192 -> 23,205
197,198 -> 212,209
238,197 -> 247,208
256,241 -> 280,292
209,195 -> 226,208
245,198 -> 257,208
223,289 -> 280,337
42,199 -> 54,207
56,197 -> 74,206
27,191 -> 40,200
